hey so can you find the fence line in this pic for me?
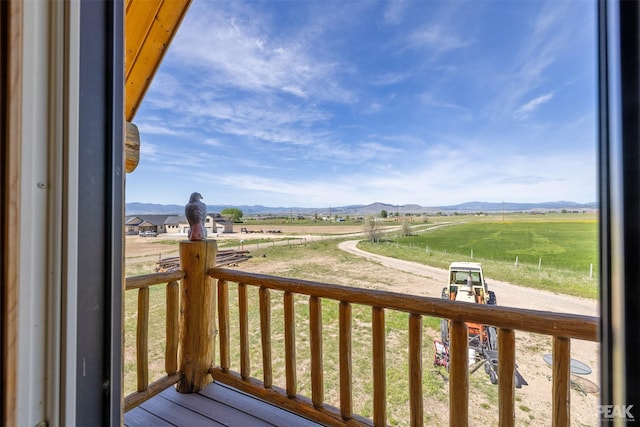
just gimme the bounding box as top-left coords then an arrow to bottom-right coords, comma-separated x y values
382,241 -> 597,277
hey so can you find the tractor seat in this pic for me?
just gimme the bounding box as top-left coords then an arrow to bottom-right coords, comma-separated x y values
455,289 -> 476,303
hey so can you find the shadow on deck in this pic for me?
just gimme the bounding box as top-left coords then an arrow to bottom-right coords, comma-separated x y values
124,381 -> 323,427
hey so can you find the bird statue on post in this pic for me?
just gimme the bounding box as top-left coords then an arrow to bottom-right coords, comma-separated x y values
185,192 -> 207,241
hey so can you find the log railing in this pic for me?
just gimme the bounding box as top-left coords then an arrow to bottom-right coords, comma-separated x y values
123,270 -> 184,411
123,240 -> 599,426
208,267 -> 598,427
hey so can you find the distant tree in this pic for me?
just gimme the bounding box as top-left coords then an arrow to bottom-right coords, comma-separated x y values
364,216 -> 382,243
380,209 -> 388,218
401,218 -> 412,237
221,208 -> 244,222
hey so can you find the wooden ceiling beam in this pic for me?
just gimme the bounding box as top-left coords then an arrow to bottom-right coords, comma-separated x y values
124,0 -> 191,122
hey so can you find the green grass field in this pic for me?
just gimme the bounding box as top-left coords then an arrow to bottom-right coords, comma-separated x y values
360,214 -> 599,299
400,219 -> 596,272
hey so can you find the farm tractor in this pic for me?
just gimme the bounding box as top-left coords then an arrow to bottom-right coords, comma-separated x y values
434,262 -> 527,388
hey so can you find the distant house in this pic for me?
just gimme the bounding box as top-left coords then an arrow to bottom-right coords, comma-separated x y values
209,214 -> 234,234
125,215 -> 172,235
164,215 -> 187,234
125,213 -> 233,235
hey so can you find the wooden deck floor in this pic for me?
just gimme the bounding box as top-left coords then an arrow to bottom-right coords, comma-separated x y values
124,382 -> 324,427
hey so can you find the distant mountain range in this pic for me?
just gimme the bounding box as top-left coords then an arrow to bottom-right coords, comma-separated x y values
126,201 -> 598,216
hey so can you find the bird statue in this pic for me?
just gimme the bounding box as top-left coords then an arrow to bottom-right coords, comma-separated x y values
185,192 -> 207,241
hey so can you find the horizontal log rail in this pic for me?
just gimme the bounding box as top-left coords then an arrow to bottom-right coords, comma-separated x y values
125,270 -> 185,290
123,271 -> 184,411
209,268 -> 597,341
209,267 -> 599,427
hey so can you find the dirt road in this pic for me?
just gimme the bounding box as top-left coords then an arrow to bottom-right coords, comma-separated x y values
338,240 -> 598,316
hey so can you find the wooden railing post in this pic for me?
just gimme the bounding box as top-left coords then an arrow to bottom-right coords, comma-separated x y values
218,279 -> 230,372
239,283 -> 250,380
339,301 -> 353,419
177,240 -> 217,393
166,281 -> 180,375
284,291 -> 297,397
498,328 -> 515,427
449,320 -> 469,427
310,296 -> 324,408
552,337 -> 571,426
260,287 -> 273,388
136,287 -> 150,392
409,313 -> 423,427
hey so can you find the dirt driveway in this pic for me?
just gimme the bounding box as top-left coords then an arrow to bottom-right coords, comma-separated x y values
338,240 -> 598,316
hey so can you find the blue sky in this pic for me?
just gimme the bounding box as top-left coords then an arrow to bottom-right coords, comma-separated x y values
126,0 -> 598,208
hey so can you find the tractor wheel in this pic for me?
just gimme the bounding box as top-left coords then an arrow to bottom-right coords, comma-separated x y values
489,371 -> 498,385
515,374 -> 522,389
487,290 -> 497,305
487,326 -> 498,350
440,319 -> 449,344
484,362 -> 491,375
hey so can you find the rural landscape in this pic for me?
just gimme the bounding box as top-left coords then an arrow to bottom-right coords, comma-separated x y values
124,211 -> 599,426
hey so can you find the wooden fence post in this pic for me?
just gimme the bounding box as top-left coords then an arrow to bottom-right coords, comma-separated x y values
177,240 -> 217,393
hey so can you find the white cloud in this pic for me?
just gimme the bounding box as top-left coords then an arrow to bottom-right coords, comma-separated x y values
418,92 -> 467,111
383,0 -> 408,25
406,25 -> 470,54
514,92 -> 554,119
169,3 -> 355,104
481,3 -> 575,122
139,141 -> 159,157
282,85 -> 308,98
202,138 -> 222,147
369,72 -> 412,86
136,122 -> 186,137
